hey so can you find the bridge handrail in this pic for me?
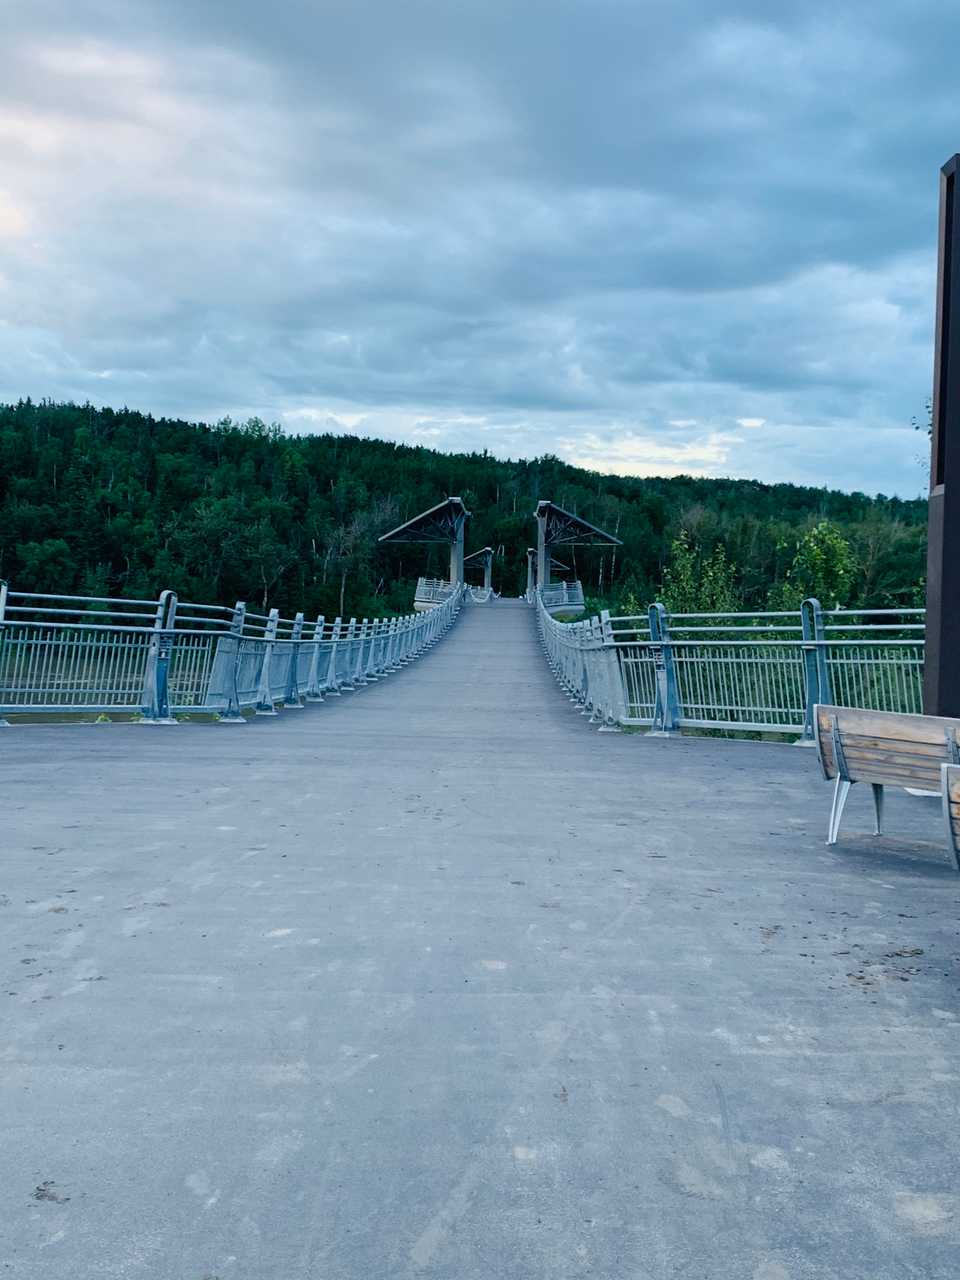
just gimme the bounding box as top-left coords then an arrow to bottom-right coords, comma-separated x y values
414,578 -> 460,607
0,580 -> 466,724
535,590 -> 925,738
539,581 -> 585,611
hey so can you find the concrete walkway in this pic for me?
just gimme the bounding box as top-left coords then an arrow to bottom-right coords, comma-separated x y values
3,601 -> 959,1279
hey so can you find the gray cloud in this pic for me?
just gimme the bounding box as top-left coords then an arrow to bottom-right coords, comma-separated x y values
0,0 -> 953,493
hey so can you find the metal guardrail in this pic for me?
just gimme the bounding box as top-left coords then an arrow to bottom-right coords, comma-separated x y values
535,590 -> 925,738
0,580 -> 465,723
537,581 -> 585,612
414,577 -> 460,609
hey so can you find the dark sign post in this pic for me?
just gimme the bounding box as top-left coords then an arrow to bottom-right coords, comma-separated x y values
925,154 -> 960,717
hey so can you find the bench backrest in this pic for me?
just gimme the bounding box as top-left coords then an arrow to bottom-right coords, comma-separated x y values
815,704 -> 960,790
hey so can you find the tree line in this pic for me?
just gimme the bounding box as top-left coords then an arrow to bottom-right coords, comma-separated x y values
0,400 -> 927,619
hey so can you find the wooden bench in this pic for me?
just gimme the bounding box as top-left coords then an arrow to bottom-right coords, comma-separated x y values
814,704 -> 960,867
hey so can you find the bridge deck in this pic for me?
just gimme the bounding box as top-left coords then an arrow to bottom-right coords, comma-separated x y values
4,602 -> 959,1279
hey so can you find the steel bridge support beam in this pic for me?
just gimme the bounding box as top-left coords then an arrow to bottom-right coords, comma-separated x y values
449,521 -> 465,586
536,511 -> 550,589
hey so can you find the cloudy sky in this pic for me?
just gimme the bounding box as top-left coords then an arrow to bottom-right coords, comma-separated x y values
0,1 -> 954,495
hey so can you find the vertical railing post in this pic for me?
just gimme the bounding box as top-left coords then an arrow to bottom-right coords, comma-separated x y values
284,612 -> 305,707
0,579 -> 8,725
594,616 -> 609,719
369,618 -> 382,678
215,600 -> 247,723
385,617 -> 399,670
598,609 -> 628,730
814,598 -> 832,705
353,619 -> 369,684
325,618 -> 342,694
647,602 -> 681,734
255,608 -> 280,715
581,616 -> 599,721
800,598 -> 818,740
800,597 -> 832,739
141,590 -> 178,724
582,622 -> 598,717
306,615 -> 325,702
365,619 -> 380,681
340,618 -> 358,689
376,618 -> 391,675
367,619 -> 379,678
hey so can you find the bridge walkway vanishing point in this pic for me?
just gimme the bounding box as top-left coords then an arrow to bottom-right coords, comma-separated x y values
3,601 -> 959,1280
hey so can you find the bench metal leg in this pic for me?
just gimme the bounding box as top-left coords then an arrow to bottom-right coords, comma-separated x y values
827,777 -> 852,845
871,783 -> 884,836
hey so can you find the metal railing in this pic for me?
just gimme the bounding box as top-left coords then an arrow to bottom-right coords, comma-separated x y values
536,590 -> 925,738
539,581 -> 585,612
414,577 -> 459,610
0,580 -> 465,723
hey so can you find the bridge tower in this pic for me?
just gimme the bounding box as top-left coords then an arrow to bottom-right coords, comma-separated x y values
379,496 -> 471,611
533,500 -> 621,613
463,546 -> 494,592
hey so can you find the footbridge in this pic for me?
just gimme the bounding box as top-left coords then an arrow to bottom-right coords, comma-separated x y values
3,587 -> 958,1280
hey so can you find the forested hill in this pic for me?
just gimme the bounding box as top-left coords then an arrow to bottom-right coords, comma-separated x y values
0,400 -> 927,619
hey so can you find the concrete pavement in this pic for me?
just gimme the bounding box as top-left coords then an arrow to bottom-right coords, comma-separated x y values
2,601 -> 959,1279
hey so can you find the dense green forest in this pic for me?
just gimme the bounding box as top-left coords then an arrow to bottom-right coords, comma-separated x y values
0,400 -> 927,619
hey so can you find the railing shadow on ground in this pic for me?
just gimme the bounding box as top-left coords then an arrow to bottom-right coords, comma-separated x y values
534,586 -> 925,741
0,580 -> 465,724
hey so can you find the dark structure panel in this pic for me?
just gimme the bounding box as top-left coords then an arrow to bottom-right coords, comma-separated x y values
926,156 -> 960,717
378,497 -> 470,545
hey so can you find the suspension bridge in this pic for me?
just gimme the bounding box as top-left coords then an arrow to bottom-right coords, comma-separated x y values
2,504 -> 959,1279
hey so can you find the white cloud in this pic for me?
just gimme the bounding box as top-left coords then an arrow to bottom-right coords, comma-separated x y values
284,408 -> 367,431
558,429 -> 743,478
0,2 -> 948,496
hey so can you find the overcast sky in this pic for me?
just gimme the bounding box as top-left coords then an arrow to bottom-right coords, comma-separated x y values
0,2 -> 954,496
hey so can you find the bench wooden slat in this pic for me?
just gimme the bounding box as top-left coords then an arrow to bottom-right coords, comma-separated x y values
842,746 -> 946,769
840,764 -> 943,785
839,735 -> 951,758
839,757 -> 943,784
